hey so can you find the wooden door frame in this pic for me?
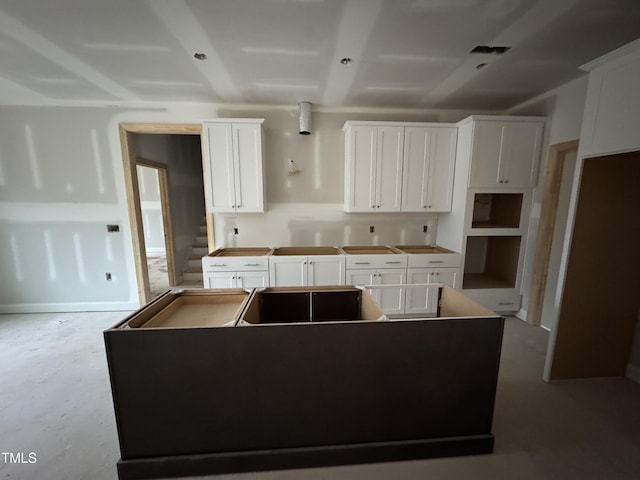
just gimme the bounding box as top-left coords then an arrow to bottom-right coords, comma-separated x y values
527,139 -> 579,326
136,159 -> 178,285
119,123 -> 203,305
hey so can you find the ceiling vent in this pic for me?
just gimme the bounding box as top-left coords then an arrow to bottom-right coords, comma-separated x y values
470,45 -> 511,55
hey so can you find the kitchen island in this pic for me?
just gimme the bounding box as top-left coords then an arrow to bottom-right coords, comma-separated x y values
105,285 -> 503,480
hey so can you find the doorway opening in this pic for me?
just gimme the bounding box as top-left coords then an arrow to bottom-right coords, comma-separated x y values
119,123 -> 208,306
137,164 -> 173,298
527,140 -> 579,327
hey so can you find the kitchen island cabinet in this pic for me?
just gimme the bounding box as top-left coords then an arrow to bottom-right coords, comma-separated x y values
105,286 -> 503,480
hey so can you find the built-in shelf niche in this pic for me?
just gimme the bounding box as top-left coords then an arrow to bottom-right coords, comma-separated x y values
463,236 -> 521,289
471,193 -> 523,229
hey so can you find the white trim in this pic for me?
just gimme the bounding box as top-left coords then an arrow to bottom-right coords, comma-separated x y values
626,363 -> 640,384
515,308 -> 527,322
145,248 -> 166,256
0,301 -> 139,314
455,115 -> 546,127
540,324 -> 551,332
580,38 -> 640,72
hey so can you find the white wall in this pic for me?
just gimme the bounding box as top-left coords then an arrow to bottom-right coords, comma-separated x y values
506,76 -> 588,325
0,103 -> 477,312
137,165 -> 165,256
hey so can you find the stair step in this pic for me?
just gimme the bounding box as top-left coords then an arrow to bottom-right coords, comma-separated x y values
199,225 -> 207,235
192,247 -> 209,256
188,258 -> 202,268
178,279 -> 204,288
183,271 -> 203,282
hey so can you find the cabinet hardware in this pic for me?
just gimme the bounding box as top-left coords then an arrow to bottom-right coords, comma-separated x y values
244,263 -> 260,266
498,302 -> 514,306
212,264 -> 227,267
428,261 -> 444,264
385,261 -> 402,264
355,262 -> 371,265
309,261 -> 313,264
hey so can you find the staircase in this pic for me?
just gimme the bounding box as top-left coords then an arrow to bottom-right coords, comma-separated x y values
179,219 -> 207,288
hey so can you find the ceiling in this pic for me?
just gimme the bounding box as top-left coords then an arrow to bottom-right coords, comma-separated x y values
1,0 -> 640,110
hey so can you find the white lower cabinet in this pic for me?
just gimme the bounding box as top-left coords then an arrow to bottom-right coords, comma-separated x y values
204,271 -> 269,289
405,268 -> 459,315
346,268 -> 406,315
269,256 -> 345,287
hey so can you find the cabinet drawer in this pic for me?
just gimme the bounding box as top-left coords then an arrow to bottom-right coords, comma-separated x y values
345,254 -> 407,270
405,253 -> 461,269
203,256 -> 269,272
462,290 -> 521,313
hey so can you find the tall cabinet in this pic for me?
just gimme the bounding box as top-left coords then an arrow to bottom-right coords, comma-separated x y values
202,118 -> 265,213
437,116 -> 544,313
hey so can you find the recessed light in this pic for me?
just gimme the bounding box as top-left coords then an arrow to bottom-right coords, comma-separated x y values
193,52 -> 207,60
340,57 -> 352,65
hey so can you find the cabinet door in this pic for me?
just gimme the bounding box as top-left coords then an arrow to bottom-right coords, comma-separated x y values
269,257 -> 307,287
232,123 -> 264,212
468,122 -> 504,188
402,127 -> 456,212
500,122 -> 542,187
376,126 -> 404,212
402,127 -> 430,212
430,268 -> 458,289
425,127 -> 457,211
308,256 -> 345,286
204,123 -> 236,212
236,271 -> 269,289
346,269 -> 379,307
405,268 -> 433,315
346,125 -> 377,211
377,268 -> 406,315
203,271 -> 237,288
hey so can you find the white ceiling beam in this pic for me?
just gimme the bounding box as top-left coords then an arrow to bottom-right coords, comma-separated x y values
421,0 -> 583,106
0,9 -> 139,101
322,0 -> 384,106
148,0 -> 243,103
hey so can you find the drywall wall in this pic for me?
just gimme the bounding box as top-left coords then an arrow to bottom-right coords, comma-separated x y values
0,107 -> 133,312
0,103 -> 476,313
133,133 -> 204,281
543,39 -> 640,382
506,75 -> 588,324
137,166 -> 165,255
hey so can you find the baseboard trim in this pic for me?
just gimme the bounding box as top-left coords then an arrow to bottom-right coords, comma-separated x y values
626,363 -> 640,384
515,308 -> 527,321
0,301 -> 139,314
117,435 -> 494,480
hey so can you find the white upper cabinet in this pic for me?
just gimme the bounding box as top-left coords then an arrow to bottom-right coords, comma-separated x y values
344,124 -> 403,212
468,120 -> 543,188
344,122 -> 456,213
202,119 -> 265,213
402,126 -> 457,212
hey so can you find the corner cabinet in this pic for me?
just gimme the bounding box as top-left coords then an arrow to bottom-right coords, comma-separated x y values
343,121 -> 456,213
202,119 -> 265,213
467,118 -> 543,188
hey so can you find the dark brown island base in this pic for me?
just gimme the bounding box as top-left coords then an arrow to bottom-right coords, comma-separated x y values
104,285 -> 504,480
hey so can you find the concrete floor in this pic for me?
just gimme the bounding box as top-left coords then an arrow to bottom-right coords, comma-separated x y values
1,313 -> 640,480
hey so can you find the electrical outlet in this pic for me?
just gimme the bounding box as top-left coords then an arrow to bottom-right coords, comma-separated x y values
234,228 -> 239,235
423,225 -> 428,233
105,272 -> 112,281
369,226 -> 375,233
107,224 -> 120,233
